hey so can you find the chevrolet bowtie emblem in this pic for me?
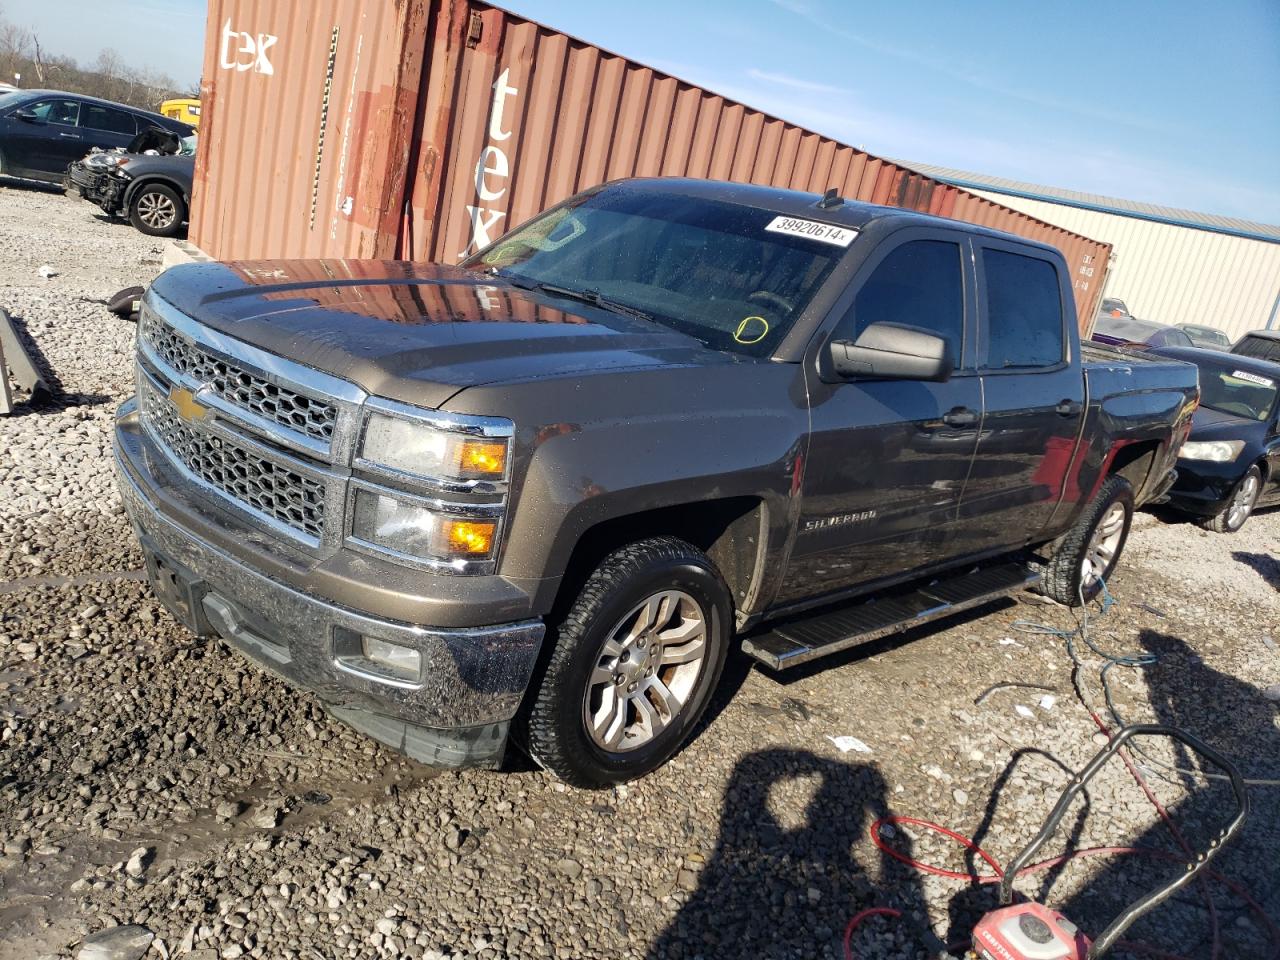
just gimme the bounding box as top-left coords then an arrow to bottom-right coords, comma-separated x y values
169,386 -> 210,424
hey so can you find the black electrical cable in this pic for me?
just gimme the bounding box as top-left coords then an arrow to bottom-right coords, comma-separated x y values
1011,584 -> 1280,789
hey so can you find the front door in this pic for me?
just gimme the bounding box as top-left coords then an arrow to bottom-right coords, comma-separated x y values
6,97 -> 84,177
776,233 -> 983,605
958,242 -> 1085,550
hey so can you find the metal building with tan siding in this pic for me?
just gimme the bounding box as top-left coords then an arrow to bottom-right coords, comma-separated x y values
899,162 -> 1280,344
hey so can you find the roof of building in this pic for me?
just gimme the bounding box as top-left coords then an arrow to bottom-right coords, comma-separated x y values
893,160 -> 1280,244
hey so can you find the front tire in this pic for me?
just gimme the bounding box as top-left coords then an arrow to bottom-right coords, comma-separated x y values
129,183 -> 186,237
1202,466 -> 1261,534
522,537 -> 731,788
1034,475 -> 1134,606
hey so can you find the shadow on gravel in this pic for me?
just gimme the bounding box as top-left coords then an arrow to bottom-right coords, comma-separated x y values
943,747 -> 1089,948
1232,550 -> 1280,591
0,176 -> 63,195
1,310 -> 112,412
1056,629 -> 1280,959
647,748 -> 929,960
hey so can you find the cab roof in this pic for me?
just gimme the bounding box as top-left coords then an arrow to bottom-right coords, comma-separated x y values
609,177 -> 1063,257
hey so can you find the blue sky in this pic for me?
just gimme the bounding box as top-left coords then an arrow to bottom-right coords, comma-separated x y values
5,0 -> 1277,222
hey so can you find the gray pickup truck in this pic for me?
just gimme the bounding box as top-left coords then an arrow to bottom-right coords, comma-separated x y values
113,178 -> 1198,786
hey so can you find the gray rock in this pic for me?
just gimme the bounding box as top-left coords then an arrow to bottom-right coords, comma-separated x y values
124,847 -> 151,878
77,925 -> 154,960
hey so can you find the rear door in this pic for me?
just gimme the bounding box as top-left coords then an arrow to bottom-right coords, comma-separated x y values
776,229 -> 984,604
957,242 -> 1085,549
78,103 -> 140,153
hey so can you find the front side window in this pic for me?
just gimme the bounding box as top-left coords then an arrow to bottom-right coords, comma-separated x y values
837,239 -> 964,362
81,104 -> 137,135
28,99 -> 81,125
982,249 -> 1065,369
464,186 -> 846,357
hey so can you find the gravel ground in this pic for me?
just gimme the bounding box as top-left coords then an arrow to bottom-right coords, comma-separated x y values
1,184 -> 1277,960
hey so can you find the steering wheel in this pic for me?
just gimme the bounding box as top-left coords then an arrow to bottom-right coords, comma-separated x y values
747,290 -> 794,314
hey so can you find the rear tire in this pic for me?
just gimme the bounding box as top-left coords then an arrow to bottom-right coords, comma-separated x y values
1202,466 -> 1261,534
1033,475 -> 1134,606
129,183 -> 186,237
521,537 -> 731,788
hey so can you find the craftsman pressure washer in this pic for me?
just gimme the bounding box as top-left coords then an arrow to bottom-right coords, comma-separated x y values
970,724 -> 1249,960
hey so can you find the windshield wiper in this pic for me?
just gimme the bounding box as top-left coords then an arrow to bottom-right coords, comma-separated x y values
503,275 -> 655,324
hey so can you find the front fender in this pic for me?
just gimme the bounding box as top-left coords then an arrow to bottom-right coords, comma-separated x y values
444,362 -> 809,613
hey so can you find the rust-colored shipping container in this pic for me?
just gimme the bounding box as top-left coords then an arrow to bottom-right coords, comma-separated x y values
192,0 -> 1111,327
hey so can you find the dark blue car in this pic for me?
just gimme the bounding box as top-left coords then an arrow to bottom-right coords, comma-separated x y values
1152,345 -> 1280,532
0,89 -> 192,185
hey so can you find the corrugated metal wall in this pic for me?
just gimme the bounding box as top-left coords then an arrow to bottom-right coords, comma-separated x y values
192,0 -> 1113,329
192,0 -> 430,260
969,190 -> 1280,340
402,0 -> 1111,328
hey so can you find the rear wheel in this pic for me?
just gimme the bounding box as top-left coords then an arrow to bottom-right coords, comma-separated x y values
1202,466 -> 1261,534
521,537 -> 731,788
1033,475 -> 1134,606
129,183 -> 186,237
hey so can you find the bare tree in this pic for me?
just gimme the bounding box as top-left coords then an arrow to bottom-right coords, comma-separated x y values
0,7 -> 186,110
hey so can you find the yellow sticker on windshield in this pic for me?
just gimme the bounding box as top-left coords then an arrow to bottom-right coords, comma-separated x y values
734,316 -> 769,345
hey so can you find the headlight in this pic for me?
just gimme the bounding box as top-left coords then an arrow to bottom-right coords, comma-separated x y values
1179,439 -> 1244,462
358,400 -> 512,487
349,484 -> 499,566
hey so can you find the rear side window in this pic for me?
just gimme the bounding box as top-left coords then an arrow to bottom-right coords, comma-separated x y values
1234,335 -> 1280,362
81,105 -> 137,135
840,240 -> 965,361
981,249 -> 1064,368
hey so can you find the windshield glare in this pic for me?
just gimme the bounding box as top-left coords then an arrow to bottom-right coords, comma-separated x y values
1197,364 -> 1278,421
179,134 -> 198,156
464,187 -> 845,356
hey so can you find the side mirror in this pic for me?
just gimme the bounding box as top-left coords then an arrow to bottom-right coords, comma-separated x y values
12,109 -> 39,123
830,321 -> 953,382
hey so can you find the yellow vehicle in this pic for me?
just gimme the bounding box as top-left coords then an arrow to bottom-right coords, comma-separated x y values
160,98 -> 201,128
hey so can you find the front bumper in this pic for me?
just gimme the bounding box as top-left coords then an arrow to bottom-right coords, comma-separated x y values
68,163 -> 125,212
114,399 -> 545,768
1163,457 -> 1242,516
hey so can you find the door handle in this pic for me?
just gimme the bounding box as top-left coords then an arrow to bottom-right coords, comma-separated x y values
943,407 -> 979,428
58,132 -> 81,139
1055,399 -> 1083,417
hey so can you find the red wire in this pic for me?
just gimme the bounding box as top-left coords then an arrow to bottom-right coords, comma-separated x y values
864,814 -> 1280,960
842,907 -> 901,960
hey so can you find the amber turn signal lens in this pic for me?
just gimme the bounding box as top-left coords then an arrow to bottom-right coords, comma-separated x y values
457,440 -> 508,478
444,519 -> 497,555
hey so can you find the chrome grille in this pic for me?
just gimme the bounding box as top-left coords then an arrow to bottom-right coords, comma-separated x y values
139,308 -> 338,445
138,376 -> 326,540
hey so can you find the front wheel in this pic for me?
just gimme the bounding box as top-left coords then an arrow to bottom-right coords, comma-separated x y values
1034,474 -> 1134,606
129,183 -> 186,237
1202,466 -> 1261,534
521,537 -> 731,788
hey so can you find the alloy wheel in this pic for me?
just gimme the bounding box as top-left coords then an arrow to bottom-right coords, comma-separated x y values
582,589 -> 708,752
1226,473 -> 1260,530
138,192 -> 177,229
1081,501 -> 1127,589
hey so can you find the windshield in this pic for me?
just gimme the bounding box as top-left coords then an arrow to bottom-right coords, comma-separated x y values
1196,361 -> 1278,421
179,134 -> 197,156
463,186 -> 847,356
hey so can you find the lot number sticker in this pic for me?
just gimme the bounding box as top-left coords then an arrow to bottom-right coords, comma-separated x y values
1232,370 -> 1275,387
765,216 -> 858,247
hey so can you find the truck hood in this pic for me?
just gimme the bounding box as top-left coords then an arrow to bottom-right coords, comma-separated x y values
148,260 -> 731,409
